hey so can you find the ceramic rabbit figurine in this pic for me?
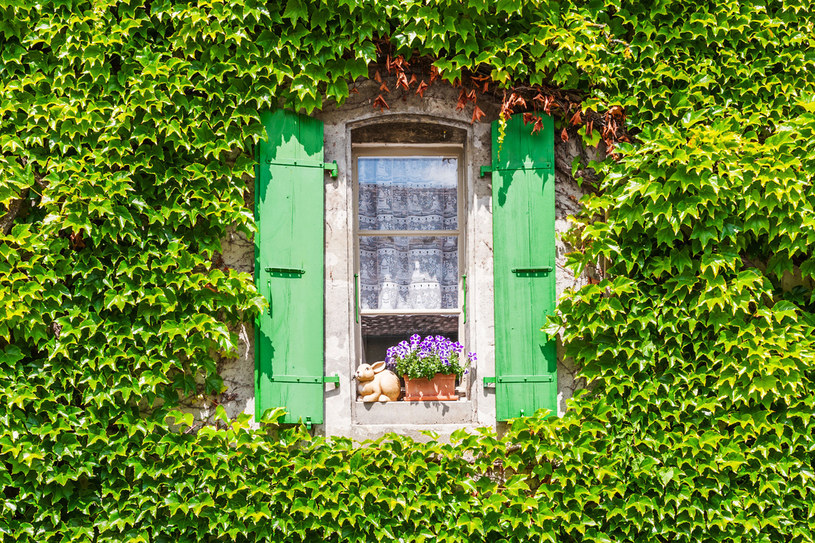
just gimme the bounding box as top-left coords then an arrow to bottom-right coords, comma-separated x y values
355,361 -> 400,402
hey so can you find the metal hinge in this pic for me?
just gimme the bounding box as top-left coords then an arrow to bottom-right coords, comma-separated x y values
266,266 -> 305,275
268,374 -> 340,388
480,162 -> 553,177
483,375 -> 554,387
266,159 -> 338,178
512,266 -> 553,274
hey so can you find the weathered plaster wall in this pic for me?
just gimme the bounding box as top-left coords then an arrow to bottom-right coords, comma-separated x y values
214,80 -> 601,439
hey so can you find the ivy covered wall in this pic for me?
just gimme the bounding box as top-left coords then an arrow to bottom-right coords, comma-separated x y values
1,0 -> 814,541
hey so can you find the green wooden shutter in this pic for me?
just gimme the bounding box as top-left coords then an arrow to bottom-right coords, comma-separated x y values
255,109 -> 325,425
491,114 -> 557,420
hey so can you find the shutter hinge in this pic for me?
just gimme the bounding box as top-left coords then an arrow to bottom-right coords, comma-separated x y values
266,266 -> 305,275
483,375 -> 554,387
511,266 -> 553,274
268,374 -> 340,388
480,162 -> 553,177
266,159 -> 338,178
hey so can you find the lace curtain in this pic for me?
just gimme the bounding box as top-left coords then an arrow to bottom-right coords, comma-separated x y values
358,157 -> 459,311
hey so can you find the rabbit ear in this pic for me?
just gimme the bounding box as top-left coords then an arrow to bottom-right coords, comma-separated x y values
372,361 -> 386,374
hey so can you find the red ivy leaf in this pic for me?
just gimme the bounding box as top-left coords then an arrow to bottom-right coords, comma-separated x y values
373,94 -> 389,111
510,93 -> 526,108
533,117 -> 543,134
456,89 -> 467,111
561,127 -> 569,142
570,110 -> 582,126
380,81 -> 390,93
523,112 -> 535,125
374,70 -> 382,83
429,65 -> 439,83
533,93 -> 546,107
408,74 -> 417,87
543,96 -> 554,115
416,80 -> 429,98
396,72 -> 410,91
472,105 -> 486,123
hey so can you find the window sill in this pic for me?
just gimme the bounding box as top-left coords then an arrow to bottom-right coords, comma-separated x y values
353,399 -> 474,425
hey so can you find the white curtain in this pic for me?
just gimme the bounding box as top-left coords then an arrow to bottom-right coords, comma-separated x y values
358,157 -> 459,311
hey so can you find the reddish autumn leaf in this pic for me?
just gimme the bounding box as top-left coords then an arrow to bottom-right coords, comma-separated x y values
396,72 -> 409,91
533,116 -> 543,134
561,127 -> 569,142
570,110 -> 582,126
482,81 -> 489,93
373,94 -> 389,111
380,81 -> 390,93
586,119 -> 594,136
429,65 -> 439,83
386,55 -> 392,73
509,93 -> 526,108
350,86 -> 359,94
374,70 -> 382,83
408,74 -> 417,87
543,95 -> 553,115
609,105 -> 625,119
416,80 -> 429,98
533,93 -> 545,107
467,88 -> 476,101
523,112 -> 535,125
456,89 -> 467,111
472,105 -> 485,123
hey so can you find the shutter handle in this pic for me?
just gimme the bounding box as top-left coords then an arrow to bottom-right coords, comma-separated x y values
267,280 -> 272,316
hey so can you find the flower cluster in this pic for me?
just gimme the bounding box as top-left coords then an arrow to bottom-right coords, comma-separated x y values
385,334 -> 475,381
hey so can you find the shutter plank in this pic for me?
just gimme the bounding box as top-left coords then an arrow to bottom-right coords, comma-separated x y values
255,110 -> 325,424
492,114 -> 557,421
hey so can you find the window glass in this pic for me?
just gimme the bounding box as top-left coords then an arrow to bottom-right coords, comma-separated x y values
358,157 -> 458,231
359,235 -> 458,310
356,151 -> 463,369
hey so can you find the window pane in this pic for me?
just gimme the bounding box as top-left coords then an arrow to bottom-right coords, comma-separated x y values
358,157 -> 458,231
359,236 -> 458,310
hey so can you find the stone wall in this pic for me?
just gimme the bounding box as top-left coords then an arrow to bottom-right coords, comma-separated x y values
213,80 -> 602,439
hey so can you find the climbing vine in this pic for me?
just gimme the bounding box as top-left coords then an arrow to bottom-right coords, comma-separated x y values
1,0 -> 814,541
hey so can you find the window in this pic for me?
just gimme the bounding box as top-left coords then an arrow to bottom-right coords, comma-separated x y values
353,147 -> 465,378
254,108 -> 559,435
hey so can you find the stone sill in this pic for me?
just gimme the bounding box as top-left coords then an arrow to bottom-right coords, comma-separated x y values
353,399 -> 474,425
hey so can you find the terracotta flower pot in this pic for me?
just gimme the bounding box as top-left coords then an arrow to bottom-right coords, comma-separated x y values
403,372 -> 458,401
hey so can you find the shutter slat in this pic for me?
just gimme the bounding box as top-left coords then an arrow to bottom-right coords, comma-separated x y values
255,110 -> 325,424
492,114 -> 557,420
